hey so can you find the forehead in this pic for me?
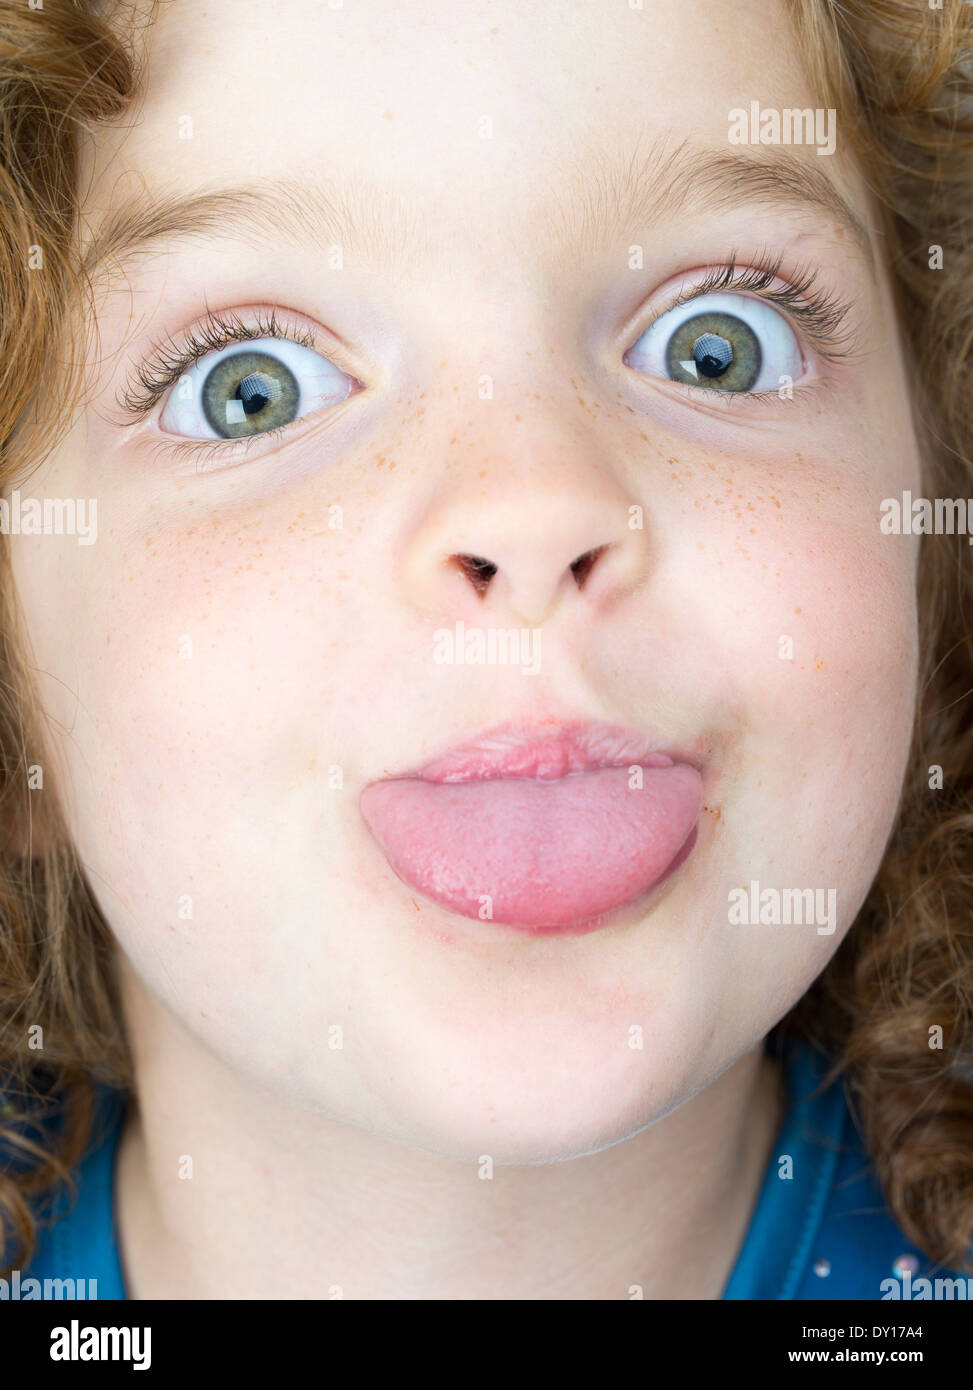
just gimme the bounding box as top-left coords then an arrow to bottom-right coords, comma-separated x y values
83,0 -> 867,271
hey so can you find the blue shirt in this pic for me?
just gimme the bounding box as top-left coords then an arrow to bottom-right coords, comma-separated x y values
12,1037 -> 969,1299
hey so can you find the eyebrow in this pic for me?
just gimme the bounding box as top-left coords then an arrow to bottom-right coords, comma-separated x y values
82,138 -> 875,282
81,173 -> 430,278
549,137 -> 876,275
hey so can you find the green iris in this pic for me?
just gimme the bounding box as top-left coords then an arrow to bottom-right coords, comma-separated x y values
664,311 -> 762,392
201,350 -> 300,438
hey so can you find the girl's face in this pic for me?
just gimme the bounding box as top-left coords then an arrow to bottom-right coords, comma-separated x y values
12,0 -> 918,1159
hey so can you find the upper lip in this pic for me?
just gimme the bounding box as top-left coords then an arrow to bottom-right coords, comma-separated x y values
385,719 -> 708,784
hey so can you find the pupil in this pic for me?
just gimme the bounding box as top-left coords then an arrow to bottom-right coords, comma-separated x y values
237,371 -> 283,416
692,332 -> 733,379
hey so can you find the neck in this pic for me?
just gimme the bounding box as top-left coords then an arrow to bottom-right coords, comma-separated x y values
114,969 -> 783,1301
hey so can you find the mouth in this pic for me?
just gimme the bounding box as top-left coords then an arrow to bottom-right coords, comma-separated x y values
359,720 -> 704,934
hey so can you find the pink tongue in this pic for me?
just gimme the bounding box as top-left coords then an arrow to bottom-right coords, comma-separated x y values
360,764 -> 702,928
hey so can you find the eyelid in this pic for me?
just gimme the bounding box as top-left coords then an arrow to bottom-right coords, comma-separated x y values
118,304 -> 365,422
623,251 -> 856,364
141,423 -> 293,473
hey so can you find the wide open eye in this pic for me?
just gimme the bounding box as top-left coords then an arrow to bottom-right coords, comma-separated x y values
159,337 -> 356,439
624,291 -> 804,393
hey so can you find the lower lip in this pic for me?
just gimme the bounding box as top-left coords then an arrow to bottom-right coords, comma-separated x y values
359,760 -> 702,935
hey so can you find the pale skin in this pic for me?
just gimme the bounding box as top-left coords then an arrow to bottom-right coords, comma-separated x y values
9,0 -> 920,1297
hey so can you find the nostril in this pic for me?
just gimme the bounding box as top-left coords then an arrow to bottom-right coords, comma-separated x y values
452,553 -> 498,596
569,545 -> 606,588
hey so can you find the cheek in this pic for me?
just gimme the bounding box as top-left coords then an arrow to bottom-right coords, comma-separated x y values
719,468 -> 917,853
662,453 -> 917,1002
572,454 -> 919,1077
10,494 -> 396,1083
16,496 -> 382,930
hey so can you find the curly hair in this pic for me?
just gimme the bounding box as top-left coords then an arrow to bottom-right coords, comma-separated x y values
0,0 -> 143,1274
783,0 -> 973,1273
0,0 -> 971,1277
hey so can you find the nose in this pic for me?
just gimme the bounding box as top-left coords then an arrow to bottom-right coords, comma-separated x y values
400,430 -> 649,627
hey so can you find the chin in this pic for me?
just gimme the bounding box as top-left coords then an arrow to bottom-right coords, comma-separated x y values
344,1019 -> 697,1166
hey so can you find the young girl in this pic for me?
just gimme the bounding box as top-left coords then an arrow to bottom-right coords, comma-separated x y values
1,0 -> 970,1302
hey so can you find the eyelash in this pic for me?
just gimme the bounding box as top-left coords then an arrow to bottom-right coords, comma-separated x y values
119,251 -> 855,452
638,248 -> 856,405
119,306 -> 318,420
